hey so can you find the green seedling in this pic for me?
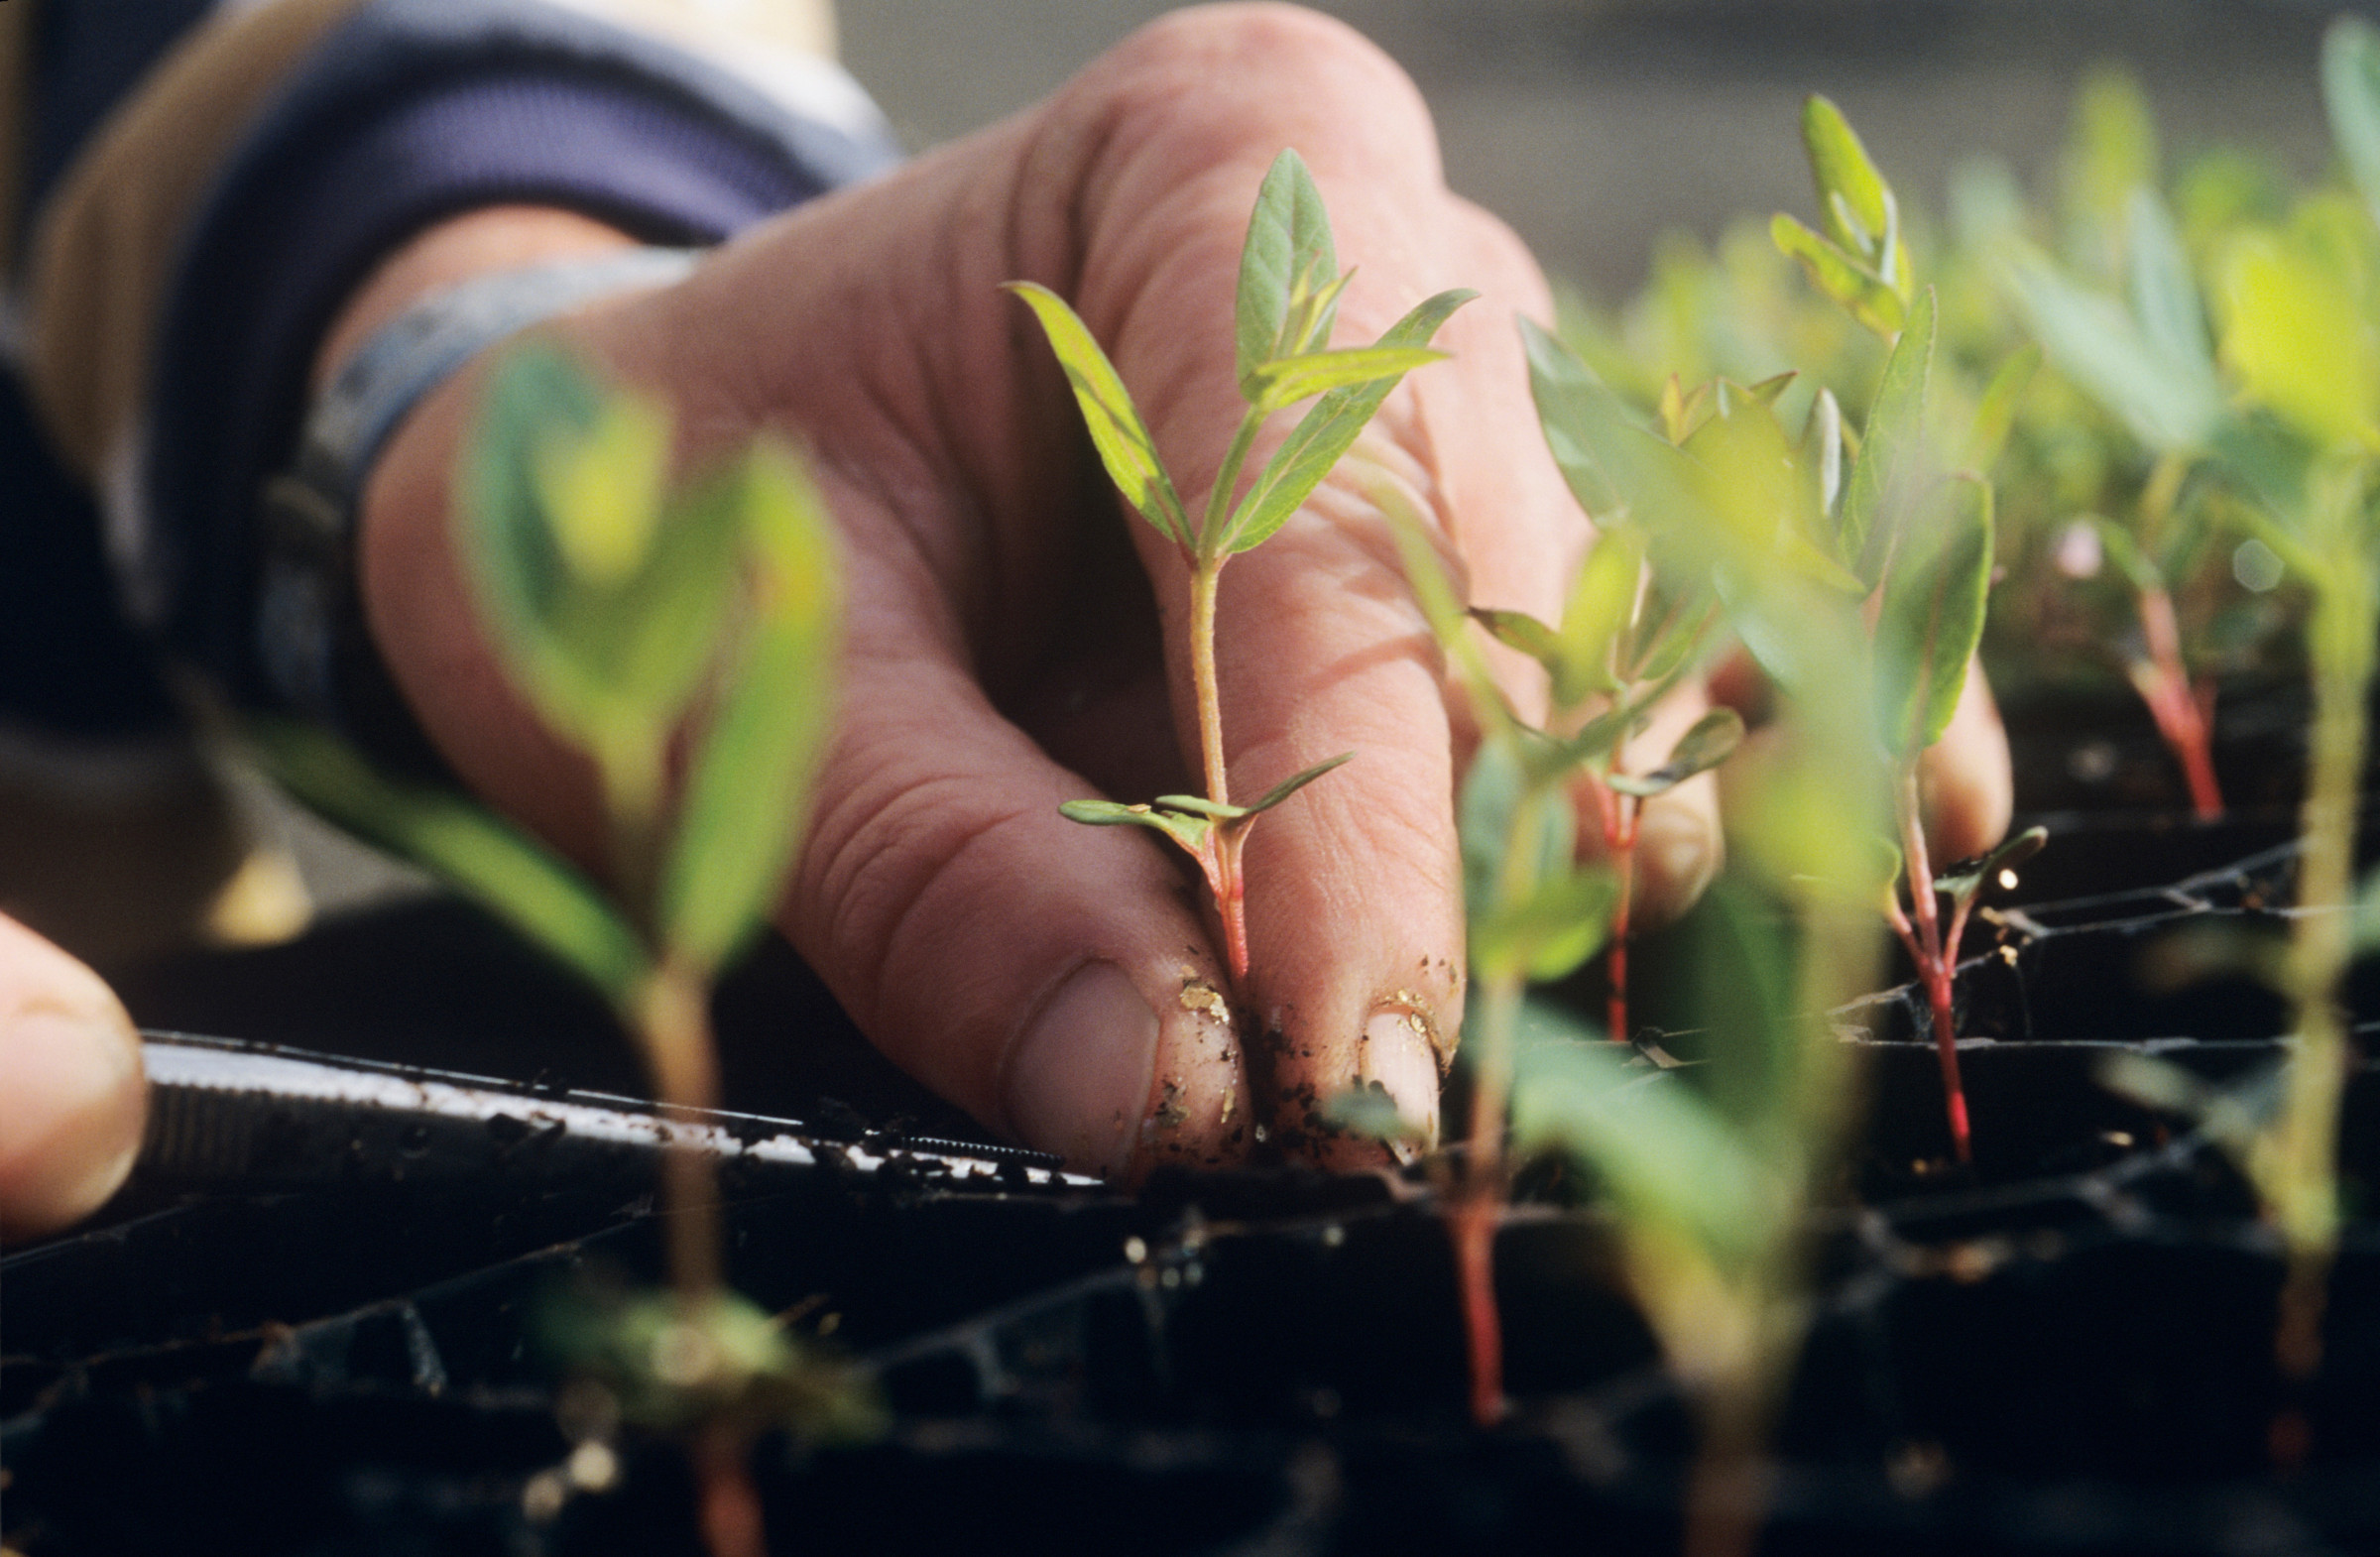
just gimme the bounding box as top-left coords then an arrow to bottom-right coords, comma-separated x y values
254,342 -> 854,1557
1007,149 -> 1472,985
1387,501 -> 1621,1424
2014,157 -> 2237,816
1472,368 -> 1746,1047
2079,16 -> 2380,1443
1769,95 -> 2036,1166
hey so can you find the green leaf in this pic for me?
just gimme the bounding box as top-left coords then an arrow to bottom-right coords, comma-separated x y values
1606,707 -> 1744,797
250,718 -> 648,1009
1963,344 -> 2040,474
2323,17 -> 2380,224
1248,345 -> 1449,414
1459,734 -> 1573,930
1554,527 -> 1646,704
1240,751 -> 1356,816
1005,282 -> 1194,551
530,389 -> 674,588
1237,150 -> 1340,393
1323,1082 -> 1427,1144
1471,605 -> 1563,666
1934,825 -> 2048,910
1473,867 -> 1618,984
1222,288 -> 1474,553
657,443 -> 843,979
1059,798 -> 1216,860
1511,1035 -> 1775,1264
2214,229 -> 2378,450
2126,189 -> 2213,382
456,345 -> 755,817
1771,214 -> 1907,338
1801,96 -> 1899,284
2008,255 -> 2222,451
2059,68 -> 2160,240
2084,514 -> 2166,597
1873,474 -> 1993,756
1804,388 -> 1844,517
1522,317 -> 1647,521
1841,286 -> 1937,583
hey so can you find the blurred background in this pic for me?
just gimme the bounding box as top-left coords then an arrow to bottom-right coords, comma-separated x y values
837,0 -> 2355,299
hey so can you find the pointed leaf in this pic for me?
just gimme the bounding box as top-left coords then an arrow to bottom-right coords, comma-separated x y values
658,443 -> 843,979
1471,605 -> 1563,667
1248,345 -> 1449,414
531,389 -> 674,588
1841,287 -> 1937,581
1805,388 -> 1844,517
1223,289 -> 1474,553
2084,514 -> 2165,596
1511,1035 -> 1775,1263
1605,707 -> 1744,797
1474,867 -> 1619,984
2126,188 -> 2213,381
1459,734 -> 1573,929
1554,527 -> 1646,705
2009,256 -> 2222,451
1771,214 -> 1906,338
1059,798 -> 1216,860
1935,825 -> 2048,909
2323,17 -> 2380,224
1874,474 -> 1993,756
1802,95 -> 1895,267
1963,344 -> 2039,474
1241,751 -> 1357,816
1237,150 -> 1340,392
250,718 -> 648,1009
1005,283 -> 1194,550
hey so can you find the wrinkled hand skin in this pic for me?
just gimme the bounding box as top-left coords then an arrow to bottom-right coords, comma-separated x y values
356,4 -> 2012,1183
0,914 -> 147,1243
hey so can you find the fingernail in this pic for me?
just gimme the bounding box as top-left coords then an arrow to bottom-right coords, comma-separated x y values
1361,1006 -> 1441,1152
0,1009 -> 147,1241
1004,963 -> 1158,1179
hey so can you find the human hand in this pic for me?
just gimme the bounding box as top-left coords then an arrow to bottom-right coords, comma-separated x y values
0,912 -> 147,1242
352,4 -> 2010,1178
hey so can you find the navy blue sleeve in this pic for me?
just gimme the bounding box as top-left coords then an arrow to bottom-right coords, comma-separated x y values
142,0 -> 901,712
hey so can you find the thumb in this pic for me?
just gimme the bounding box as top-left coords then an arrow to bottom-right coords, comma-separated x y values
0,914 -> 147,1242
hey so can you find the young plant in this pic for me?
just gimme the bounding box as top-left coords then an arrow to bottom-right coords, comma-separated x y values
253,341 -> 855,1557
1384,505 -> 1620,1426
1772,95 -> 2039,1165
2014,173 -> 2235,817
2086,16 -> 2380,1431
1006,149 -> 1472,984
1471,373 -> 1746,1046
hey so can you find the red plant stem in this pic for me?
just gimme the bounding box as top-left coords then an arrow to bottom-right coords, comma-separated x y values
1456,974 -> 1521,1426
1451,1195 -> 1504,1428
1605,788 -> 1640,1044
2129,586 -> 2223,820
693,1426 -> 766,1557
1894,766 -> 1971,1165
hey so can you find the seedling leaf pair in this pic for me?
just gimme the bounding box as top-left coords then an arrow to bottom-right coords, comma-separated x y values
1013,149 -> 1467,984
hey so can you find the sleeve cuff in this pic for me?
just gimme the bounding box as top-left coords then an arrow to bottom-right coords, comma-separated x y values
142,0 -> 900,705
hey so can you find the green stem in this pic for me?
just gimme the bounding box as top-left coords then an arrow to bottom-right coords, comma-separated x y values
634,958 -> 726,1302
2272,527 -> 2372,1383
1187,557 -> 1250,981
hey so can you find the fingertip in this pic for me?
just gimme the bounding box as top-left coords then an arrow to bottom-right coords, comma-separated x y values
1919,665 -> 2013,864
0,922 -> 147,1243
